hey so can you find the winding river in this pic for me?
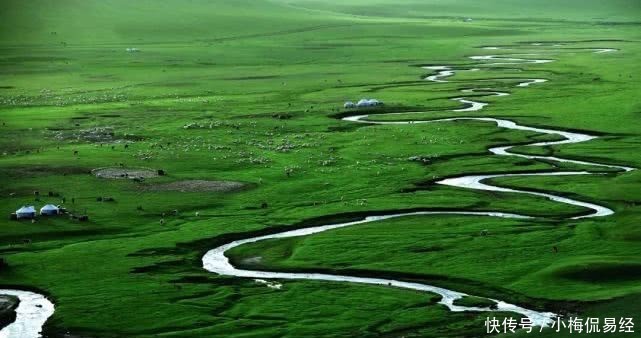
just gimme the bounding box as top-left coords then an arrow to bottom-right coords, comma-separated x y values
203,45 -> 633,329
1,45 -> 630,337
0,290 -> 54,338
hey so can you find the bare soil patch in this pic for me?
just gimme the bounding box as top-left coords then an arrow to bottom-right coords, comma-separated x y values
93,167 -> 158,179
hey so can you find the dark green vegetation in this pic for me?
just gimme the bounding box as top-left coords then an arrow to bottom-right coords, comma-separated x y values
0,295 -> 18,328
454,296 -> 498,309
1,0 -> 641,337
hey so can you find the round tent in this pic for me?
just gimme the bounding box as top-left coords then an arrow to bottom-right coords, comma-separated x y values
356,98 -> 371,107
40,204 -> 60,216
16,206 -> 36,219
356,98 -> 383,108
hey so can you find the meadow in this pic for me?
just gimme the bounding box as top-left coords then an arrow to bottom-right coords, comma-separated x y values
1,1 -> 641,337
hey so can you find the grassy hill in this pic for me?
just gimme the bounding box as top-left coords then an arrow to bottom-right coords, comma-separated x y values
0,0 -> 346,44
275,0 -> 641,22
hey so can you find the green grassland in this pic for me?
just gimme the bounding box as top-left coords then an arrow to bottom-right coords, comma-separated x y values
1,0 -> 641,337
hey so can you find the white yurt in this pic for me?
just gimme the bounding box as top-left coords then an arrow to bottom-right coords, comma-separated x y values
343,101 -> 355,108
356,98 -> 383,108
368,99 -> 381,106
356,98 -> 371,107
40,204 -> 60,216
16,206 -> 36,219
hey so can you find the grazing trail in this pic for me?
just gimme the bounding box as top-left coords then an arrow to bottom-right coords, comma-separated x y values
203,45 -> 632,328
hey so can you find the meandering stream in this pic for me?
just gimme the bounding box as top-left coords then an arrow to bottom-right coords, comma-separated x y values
203,45 -> 632,329
1,45 -> 629,337
0,290 -> 54,338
